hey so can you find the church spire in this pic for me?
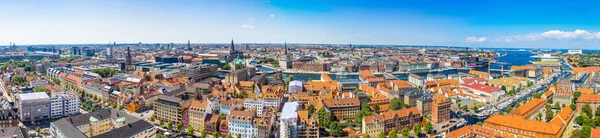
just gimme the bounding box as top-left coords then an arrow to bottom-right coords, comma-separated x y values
230,39 -> 235,51
283,41 -> 288,55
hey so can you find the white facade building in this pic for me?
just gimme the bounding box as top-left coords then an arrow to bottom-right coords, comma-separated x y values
568,49 -> 583,55
228,110 -> 258,138
279,102 -> 299,138
50,94 -> 80,118
243,99 -> 264,117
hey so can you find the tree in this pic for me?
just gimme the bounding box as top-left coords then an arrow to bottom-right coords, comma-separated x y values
583,104 -> 593,117
144,75 -> 153,81
507,107 -> 513,113
192,127 -> 199,137
308,77 -> 313,82
157,134 -> 164,138
595,105 -> 600,117
118,104 -> 124,110
112,103 -> 117,109
213,132 -> 220,138
177,122 -> 183,132
11,75 -> 26,86
355,103 -> 373,127
545,110 -> 555,122
236,134 -> 241,138
413,124 -> 421,136
548,98 -> 554,103
571,104 -> 577,110
159,118 -> 164,126
354,88 -> 362,92
220,113 -> 227,120
473,105 -> 479,111
317,108 -> 332,128
166,121 -> 173,129
401,127 -> 410,137
329,122 -> 343,137
378,131 -> 386,138
222,64 -> 231,70
388,129 -> 398,138
33,86 -> 47,92
390,98 -> 403,110
500,85 -> 507,91
424,121 -> 433,134
373,104 -> 381,113
515,103 -> 521,108
363,134 -> 371,138
36,126 -> 41,134
155,74 -> 163,80
461,105 -> 469,110
582,125 -> 592,138
307,104 -> 315,115
91,68 -> 121,78
150,114 -> 156,122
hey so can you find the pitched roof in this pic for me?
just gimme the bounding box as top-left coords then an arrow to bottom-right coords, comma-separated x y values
484,114 -> 562,135
509,98 -> 545,118
322,98 -> 360,108
321,73 -> 333,82
577,94 -> 600,103
461,84 -> 501,93
578,87 -> 594,94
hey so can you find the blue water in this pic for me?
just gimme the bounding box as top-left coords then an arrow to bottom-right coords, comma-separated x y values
220,51 -> 536,82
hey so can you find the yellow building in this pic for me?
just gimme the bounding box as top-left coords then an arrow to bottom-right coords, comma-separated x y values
487,76 -> 529,92
50,108 -> 157,138
189,100 -> 211,132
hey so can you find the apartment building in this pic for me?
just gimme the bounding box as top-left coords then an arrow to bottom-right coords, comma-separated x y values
17,92 -> 50,122
322,98 -> 361,119
432,94 -> 451,123
50,109 -> 156,138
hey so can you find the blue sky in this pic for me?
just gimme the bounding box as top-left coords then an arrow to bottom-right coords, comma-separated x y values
1,0 -> 600,48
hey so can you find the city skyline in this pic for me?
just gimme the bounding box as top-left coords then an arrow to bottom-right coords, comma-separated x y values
2,0 -> 600,48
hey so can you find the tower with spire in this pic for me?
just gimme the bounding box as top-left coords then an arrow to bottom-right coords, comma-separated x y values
227,39 -> 244,62
229,39 -> 235,52
187,40 -> 192,51
279,41 -> 292,69
125,47 -> 134,71
283,41 -> 288,55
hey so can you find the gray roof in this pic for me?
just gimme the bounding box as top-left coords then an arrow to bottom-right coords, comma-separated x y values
157,95 -> 184,103
18,92 -> 49,101
0,126 -> 26,138
92,120 -> 154,138
50,108 -> 147,138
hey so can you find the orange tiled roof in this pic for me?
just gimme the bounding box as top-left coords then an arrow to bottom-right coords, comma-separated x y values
577,94 -> 600,103
510,65 -> 536,71
322,97 -> 360,108
190,100 -> 208,109
591,129 -> 600,138
361,85 -> 382,98
572,67 -> 600,73
483,107 -> 573,137
390,80 -> 411,88
239,81 -> 254,87
321,73 -> 333,82
542,67 -> 552,74
437,79 -> 459,86
578,87 -> 594,94
509,98 -> 545,118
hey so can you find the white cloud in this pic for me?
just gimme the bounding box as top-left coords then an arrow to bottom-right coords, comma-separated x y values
468,29 -> 600,43
465,36 -> 487,43
241,24 -> 254,29
269,14 -> 275,18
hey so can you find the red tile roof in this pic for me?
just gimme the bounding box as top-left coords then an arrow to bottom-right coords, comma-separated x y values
461,83 -> 501,93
